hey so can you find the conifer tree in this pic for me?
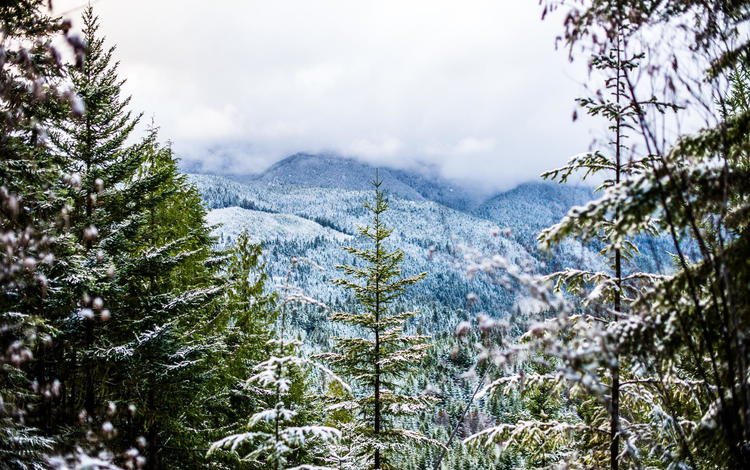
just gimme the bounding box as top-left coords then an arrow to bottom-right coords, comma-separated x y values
0,1 -> 85,467
210,257 -> 341,470
203,230 -> 282,468
465,16 -> 682,469
44,2 -> 145,426
535,23 -> 660,469
321,177 -> 437,470
542,1 -> 750,466
117,130 -> 226,469
40,7 -> 227,467
468,2 -> 750,468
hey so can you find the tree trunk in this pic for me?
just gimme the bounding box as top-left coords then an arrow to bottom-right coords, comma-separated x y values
611,27 -> 623,470
374,201 -> 382,470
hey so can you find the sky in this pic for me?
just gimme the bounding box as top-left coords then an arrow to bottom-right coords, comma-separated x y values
54,0 -> 596,191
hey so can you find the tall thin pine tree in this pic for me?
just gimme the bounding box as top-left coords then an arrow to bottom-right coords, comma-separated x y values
322,176 -> 437,470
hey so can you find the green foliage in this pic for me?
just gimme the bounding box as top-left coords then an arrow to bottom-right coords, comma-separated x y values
533,1 -> 750,468
211,256 -> 341,470
24,6 -> 229,467
0,1 -> 84,468
321,178 -> 437,470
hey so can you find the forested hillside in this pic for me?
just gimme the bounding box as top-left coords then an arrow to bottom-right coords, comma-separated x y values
189,171 -> 614,322
1,1 -> 749,470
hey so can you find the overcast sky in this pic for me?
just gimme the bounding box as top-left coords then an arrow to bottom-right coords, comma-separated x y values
54,0 -> 595,191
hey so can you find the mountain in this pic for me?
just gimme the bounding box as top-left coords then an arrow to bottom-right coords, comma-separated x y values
211,153 -> 487,211
474,182 -> 594,247
188,172 -> 608,333
254,153 -> 424,200
187,153 -> 683,337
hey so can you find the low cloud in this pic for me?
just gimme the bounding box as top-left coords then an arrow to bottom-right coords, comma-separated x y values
55,0 -> 595,190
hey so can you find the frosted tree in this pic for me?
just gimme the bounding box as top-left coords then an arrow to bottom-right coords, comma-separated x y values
466,1 -> 750,468
320,177 -> 438,470
532,17 -> 668,469
210,257 -> 342,470
0,0 -> 86,467
42,7 -> 229,466
206,230 -> 279,453
537,1 -> 750,467
45,2 -> 144,423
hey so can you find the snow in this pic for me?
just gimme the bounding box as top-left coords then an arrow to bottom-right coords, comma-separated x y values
206,206 -> 352,243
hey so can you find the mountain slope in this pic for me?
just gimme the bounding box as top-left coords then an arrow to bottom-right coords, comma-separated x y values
206,207 -> 352,244
255,153 -> 425,201
190,173 -> 607,329
474,182 -> 594,245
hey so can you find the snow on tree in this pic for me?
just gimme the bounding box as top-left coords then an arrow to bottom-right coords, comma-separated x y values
462,1 -> 750,469
210,257 -> 343,470
319,176 -> 441,470
0,1 -> 87,468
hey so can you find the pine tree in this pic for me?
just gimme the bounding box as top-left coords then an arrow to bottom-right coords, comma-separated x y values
321,177 -> 437,470
501,1 -> 750,467
464,12 -> 688,468
221,231 -> 277,385
0,1 -> 85,467
117,130 -> 226,469
203,230 -> 280,468
534,22 -> 662,468
43,3 -> 145,427
39,7 -> 228,467
210,257 -> 341,470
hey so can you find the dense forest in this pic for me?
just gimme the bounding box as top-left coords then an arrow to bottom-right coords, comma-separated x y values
1,1 -> 749,469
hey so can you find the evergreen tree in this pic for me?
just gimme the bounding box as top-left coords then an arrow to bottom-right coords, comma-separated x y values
539,1 -> 750,466
463,10 -> 689,469
533,21 -> 665,469
39,7 -> 227,467
467,1 -> 750,468
0,1 -> 85,467
321,177 -> 437,470
210,256 -> 341,470
116,130 -> 225,469
43,2 -> 145,427
205,230 -> 278,455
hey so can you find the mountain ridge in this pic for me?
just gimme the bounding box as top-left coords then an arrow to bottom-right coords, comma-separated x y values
189,152 -> 591,212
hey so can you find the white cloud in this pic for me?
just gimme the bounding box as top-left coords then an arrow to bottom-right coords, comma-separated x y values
175,105 -> 241,140
346,137 -> 402,160
54,0 -> 594,190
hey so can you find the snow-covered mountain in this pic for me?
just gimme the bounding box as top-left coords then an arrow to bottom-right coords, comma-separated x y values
193,173 -> 547,319
473,182 -> 594,248
216,153 -> 486,212
187,156 -> 612,334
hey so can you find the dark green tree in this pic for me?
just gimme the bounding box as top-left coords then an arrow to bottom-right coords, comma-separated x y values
204,231 -> 280,468
43,2 -> 145,426
0,1 -> 85,468
210,255 -> 341,470
39,7 -> 227,468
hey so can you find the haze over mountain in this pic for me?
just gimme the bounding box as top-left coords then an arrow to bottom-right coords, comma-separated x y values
188,152 -> 549,212
188,152 -> 676,325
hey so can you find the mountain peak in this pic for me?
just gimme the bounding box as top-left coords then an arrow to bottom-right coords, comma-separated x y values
255,153 -> 425,200
253,153 -> 493,211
